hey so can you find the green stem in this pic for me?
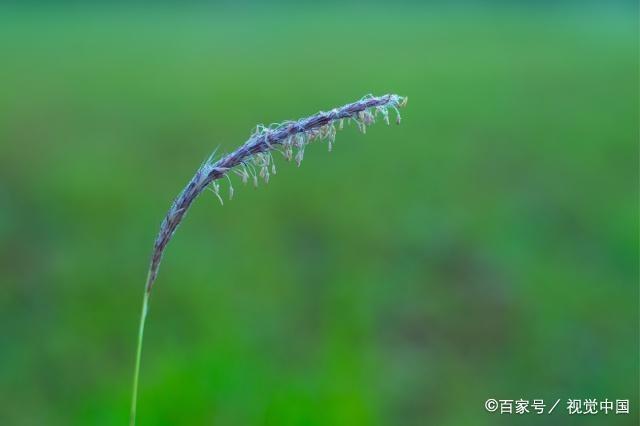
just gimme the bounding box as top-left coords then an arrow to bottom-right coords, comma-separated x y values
130,288 -> 150,426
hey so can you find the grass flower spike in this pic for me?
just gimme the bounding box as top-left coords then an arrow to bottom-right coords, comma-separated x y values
130,93 -> 408,425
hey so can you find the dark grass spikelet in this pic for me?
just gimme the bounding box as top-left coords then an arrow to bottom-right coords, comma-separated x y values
145,93 -> 407,294
130,93 -> 407,426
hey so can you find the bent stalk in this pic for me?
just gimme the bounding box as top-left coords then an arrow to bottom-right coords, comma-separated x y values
129,94 -> 408,425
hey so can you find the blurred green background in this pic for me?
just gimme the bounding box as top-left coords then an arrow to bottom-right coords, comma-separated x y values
0,2 -> 637,425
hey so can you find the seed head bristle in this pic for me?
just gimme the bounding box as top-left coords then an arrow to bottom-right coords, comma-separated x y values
132,93 -> 408,426
144,93 -> 407,295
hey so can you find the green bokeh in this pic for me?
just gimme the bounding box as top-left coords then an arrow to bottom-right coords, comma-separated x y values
0,3 -> 637,425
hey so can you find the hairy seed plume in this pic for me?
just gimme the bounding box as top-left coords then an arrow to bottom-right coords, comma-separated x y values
130,93 -> 407,426
146,93 -> 407,294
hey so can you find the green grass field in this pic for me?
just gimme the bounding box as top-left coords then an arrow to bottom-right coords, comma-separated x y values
0,4 -> 637,425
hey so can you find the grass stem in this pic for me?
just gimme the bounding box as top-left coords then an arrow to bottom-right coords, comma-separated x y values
129,94 -> 407,424
130,285 -> 150,426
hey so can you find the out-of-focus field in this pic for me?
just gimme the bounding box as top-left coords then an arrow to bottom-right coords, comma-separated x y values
0,4 -> 637,426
